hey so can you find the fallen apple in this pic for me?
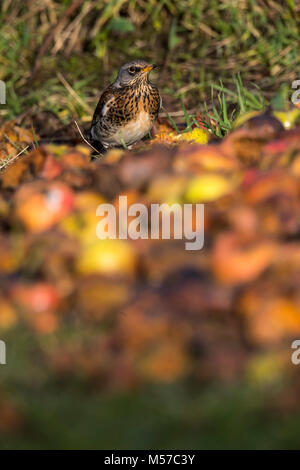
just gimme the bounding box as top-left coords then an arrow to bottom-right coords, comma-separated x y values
15,182 -> 75,232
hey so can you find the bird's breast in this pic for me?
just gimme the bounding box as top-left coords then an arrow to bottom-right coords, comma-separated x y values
106,110 -> 153,147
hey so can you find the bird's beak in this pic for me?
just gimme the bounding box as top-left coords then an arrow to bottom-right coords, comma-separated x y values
143,64 -> 157,73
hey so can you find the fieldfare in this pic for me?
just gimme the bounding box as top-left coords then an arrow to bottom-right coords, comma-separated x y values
90,60 -> 161,149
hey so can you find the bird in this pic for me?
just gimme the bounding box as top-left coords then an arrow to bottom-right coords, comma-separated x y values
90,60 -> 161,149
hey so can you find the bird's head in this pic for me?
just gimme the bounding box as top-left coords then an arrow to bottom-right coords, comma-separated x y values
113,60 -> 157,88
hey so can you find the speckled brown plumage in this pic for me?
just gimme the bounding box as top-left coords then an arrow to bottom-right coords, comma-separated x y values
90,60 -> 161,148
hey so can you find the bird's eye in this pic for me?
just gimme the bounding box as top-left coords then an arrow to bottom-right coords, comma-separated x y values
128,66 -> 137,75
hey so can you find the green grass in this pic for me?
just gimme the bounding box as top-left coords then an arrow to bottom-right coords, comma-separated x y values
0,1 -> 299,127
162,74 -> 265,137
0,326 -> 299,450
204,73 -> 265,136
3,384 -> 300,450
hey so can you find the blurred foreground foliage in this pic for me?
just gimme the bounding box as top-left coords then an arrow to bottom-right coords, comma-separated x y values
1,106 -> 300,447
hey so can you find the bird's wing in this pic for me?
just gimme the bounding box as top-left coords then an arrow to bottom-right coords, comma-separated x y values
90,86 -> 116,136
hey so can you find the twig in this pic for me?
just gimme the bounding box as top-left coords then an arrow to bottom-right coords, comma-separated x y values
158,109 -> 198,118
0,145 -> 29,171
57,72 -> 93,115
73,120 -> 103,155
